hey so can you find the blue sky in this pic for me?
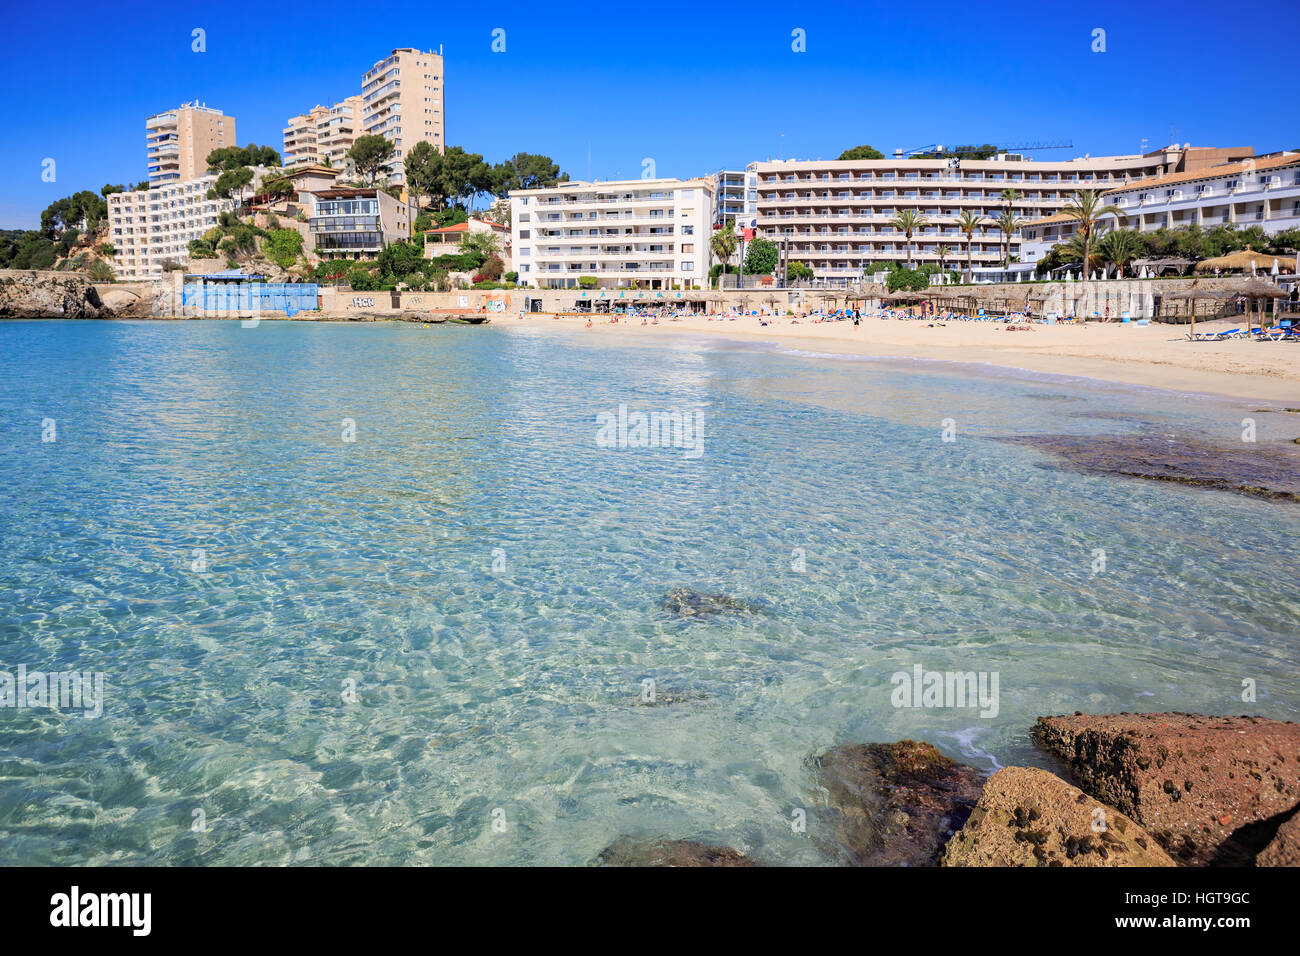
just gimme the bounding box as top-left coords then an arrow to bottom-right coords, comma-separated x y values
2,0 -> 1294,228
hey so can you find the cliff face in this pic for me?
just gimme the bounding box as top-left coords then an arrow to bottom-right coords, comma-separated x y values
0,270 -> 107,318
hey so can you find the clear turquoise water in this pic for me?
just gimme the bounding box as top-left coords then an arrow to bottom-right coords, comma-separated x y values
0,319 -> 1296,866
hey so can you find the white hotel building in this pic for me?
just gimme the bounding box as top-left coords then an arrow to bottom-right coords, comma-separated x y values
1105,153 -> 1300,235
107,176 -> 233,281
510,178 -> 714,289
752,146 -> 1253,286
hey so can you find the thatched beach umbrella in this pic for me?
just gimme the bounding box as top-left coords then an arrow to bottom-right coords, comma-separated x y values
1231,277 -> 1288,326
1181,282 -> 1237,336
1194,248 -> 1286,275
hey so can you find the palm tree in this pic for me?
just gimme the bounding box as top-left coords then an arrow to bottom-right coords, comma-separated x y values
889,209 -> 930,269
1062,189 -> 1124,281
996,212 -> 1025,267
956,210 -> 986,277
936,244 -> 953,273
1059,233 -> 1102,277
1095,228 -> 1143,278
710,220 -> 738,288
999,188 -> 1022,264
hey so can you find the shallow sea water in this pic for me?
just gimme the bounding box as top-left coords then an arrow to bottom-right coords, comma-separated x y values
0,319 -> 1296,865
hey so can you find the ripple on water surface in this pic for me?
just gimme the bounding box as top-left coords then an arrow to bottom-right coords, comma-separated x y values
0,320 -> 1296,865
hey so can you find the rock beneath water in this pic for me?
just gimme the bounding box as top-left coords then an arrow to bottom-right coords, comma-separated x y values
1034,713 -> 1300,865
594,838 -> 760,867
1256,810 -> 1300,867
942,766 -> 1175,867
814,739 -> 985,866
659,587 -> 764,617
0,269 -> 106,318
635,689 -> 710,706
1002,433 -> 1300,502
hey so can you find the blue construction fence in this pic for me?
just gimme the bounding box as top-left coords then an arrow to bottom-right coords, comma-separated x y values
183,282 -> 319,315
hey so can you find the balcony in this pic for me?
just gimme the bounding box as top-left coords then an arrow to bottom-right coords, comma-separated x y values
311,216 -> 381,233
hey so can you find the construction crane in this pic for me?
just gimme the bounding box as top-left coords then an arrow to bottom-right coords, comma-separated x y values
898,141 -> 1074,158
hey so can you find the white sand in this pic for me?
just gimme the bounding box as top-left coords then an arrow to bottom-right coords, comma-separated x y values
506,312 -> 1300,404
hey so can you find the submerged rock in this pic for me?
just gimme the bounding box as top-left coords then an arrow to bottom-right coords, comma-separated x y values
1033,713 -> 1300,865
1002,433 -> 1300,502
594,838 -> 760,867
814,739 -> 985,866
942,766 -> 1174,867
1256,810 -> 1300,867
659,587 -> 765,617
634,689 -> 711,706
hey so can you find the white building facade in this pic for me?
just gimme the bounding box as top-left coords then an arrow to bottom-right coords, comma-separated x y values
510,178 -> 714,289
751,146 -> 1253,287
107,176 -> 231,280
1105,153 -> 1300,235
713,165 -> 758,228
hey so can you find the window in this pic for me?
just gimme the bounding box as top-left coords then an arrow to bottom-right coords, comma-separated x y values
681,261 -> 694,271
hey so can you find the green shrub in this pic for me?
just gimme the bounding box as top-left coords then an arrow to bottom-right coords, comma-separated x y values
264,228 -> 303,270
87,260 -> 115,282
348,266 -> 378,291
429,253 -> 480,272
885,267 -> 930,292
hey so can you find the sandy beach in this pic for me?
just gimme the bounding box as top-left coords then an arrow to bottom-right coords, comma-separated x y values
506,312 -> 1300,404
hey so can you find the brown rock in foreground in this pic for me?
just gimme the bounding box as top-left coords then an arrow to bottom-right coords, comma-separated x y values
814,739 -> 985,866
1256,811 -> 1300,867
942,766 -> 1175,867
1034,713 -> 1300,865
594,838 -> 760,867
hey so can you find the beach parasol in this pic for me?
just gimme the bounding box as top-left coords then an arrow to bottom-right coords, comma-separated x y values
1194,248 -> 1286,274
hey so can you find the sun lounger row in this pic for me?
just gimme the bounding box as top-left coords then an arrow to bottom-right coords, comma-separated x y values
1187,325 -> 1299,341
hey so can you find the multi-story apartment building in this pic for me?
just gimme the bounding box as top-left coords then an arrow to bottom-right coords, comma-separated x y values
509,177 -> 715,289
146,103 -> 234,187
1106,153 -> 1300,236
305,187 -> 411,260
283,97 -> 365,169
361,47 -> 445,187
284,107 -> 327,168
713,165 -> 758,228
752,145 -> 1254,286
107,176 -> 231,280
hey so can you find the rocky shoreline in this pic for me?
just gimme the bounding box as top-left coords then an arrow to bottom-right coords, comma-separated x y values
595,713 -> 1300,867
0,270 -> 108,318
